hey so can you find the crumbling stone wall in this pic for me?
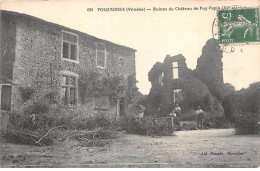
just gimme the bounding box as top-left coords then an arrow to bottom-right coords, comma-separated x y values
160,54 -> 193,115
193,39 -> 225,100
142,39 -> 224,117
1,11 -> 136,120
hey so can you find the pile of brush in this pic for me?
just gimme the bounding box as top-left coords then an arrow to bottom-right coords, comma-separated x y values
2,125 -> 65,146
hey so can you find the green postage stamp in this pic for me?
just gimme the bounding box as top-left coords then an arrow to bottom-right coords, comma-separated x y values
218,8 -> 260,44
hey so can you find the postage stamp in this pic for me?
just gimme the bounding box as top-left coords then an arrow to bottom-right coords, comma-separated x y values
218,8 -> 260,44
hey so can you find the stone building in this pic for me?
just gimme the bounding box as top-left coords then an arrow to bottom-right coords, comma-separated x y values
0,10 -> 136,119
142,39 -> 224,117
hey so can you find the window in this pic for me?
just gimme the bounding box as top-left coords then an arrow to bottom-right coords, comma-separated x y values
96,42 -> 106,68
173,89 -> 182,103
62,31 -> 78,61
159,72 -> 164,87
0,85 -> 12,111
172,62 -> 179,79
61,74 -> 78,106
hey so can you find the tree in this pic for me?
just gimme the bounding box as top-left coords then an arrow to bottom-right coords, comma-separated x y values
223,83 -> 235,96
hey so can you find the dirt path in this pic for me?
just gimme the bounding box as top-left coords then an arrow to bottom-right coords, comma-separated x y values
1,129 -> 260,167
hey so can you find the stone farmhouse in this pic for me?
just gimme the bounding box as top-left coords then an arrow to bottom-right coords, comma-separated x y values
0,10 -> 136,119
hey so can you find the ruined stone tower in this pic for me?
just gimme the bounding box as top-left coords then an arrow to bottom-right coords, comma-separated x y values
141,39 -> 224,117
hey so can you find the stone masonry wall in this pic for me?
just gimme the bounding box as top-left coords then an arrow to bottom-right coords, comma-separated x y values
0,12 -> 16,83
194,39 -> 225,100
143,43 -> 224,117
3,11 -> 136,120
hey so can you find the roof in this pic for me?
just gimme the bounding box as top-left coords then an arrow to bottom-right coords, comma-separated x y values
0,10 -> 137,52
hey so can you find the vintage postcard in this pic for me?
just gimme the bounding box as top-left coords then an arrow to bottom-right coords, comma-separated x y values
0,0 -> 259,168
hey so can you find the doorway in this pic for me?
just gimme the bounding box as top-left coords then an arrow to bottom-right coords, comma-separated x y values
1,85 -> 12,111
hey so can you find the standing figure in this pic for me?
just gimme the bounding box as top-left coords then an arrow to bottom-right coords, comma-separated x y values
174,104 -> 181,118
169,109 -> 177,118
174,104 -> 181,128
169,109 -> 178,129
136,104 -> 145,123
195,106 -> 204,129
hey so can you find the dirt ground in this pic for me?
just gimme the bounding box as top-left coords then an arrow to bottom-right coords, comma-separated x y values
1,128 -> 260,168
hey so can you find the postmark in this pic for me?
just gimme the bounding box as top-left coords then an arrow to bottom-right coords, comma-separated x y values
212,16 -> 245,54
217,8 -> 260,45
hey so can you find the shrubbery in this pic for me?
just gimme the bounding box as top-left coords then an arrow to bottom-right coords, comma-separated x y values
7,108 -> 113,131
4,72 -> 143,146
31,99 -> 51,114
78,71 -> 126,105
3,106 -> 115,146
180,110 -> 230,129
121,117 -> 150,135
181,122 -> 198,130
223,82 -> 260,134
121,117 -> 174,136
235,112 -> 259,134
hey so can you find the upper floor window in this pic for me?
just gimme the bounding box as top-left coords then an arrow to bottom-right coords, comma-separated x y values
172,62 -> 179,79
62,31 -> 78,62
96,42 -> 106,69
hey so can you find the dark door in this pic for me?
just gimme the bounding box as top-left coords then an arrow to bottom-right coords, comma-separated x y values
119,98 -> 125,116
1,85 -> 12,111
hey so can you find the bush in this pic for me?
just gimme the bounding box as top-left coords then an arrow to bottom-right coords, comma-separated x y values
223,82 -> 260,134
4,108 -> 116,146
78,71 -> 126,105
121,117 -> 150,135
4,112 -> 63,146
180,111 -> 230,129
31,99 -> 51,114
219,120 -> 234,129
235,112 -> 260,134
148,124 -> 174,136
207,116 -> 225,128
121,117 -> 174,136
7,108 -> 114,132
7,112 -> 37,130
181,122 -> 198,130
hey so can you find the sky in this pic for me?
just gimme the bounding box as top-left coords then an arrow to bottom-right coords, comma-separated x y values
1,0 -> 259,95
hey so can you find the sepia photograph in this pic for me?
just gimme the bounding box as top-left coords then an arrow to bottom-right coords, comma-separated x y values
0,0 -> 259,168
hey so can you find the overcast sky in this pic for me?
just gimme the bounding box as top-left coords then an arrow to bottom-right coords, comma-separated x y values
1,0 -> 259,95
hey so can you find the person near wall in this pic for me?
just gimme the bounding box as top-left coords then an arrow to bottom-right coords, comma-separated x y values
169,109 -> 177,118
174,104 -> 181,118
195,106 -> 204,129
174,104 -> 181,129
169,109 -> 177,128
136,104 -> 145,123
